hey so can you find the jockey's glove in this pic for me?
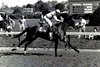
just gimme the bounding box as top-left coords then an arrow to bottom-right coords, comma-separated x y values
59,20 -> 63,23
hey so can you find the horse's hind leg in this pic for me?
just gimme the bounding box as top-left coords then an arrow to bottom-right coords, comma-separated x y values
17,38 -> 28,48
24,36 -> 38,54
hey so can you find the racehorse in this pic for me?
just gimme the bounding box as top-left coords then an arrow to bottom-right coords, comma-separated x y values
12,13 -> 79,56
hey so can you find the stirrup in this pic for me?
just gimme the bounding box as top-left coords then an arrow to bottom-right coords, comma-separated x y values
39,27 -> 46,32
39,27 -> 43,32
49,35 -> 53,40
49,32 -> 53,40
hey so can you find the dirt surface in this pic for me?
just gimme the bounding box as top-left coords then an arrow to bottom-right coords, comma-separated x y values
0,51 -> 100,67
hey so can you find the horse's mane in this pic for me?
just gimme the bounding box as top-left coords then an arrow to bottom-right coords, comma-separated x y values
60,13 -> 74,27
60,13 -> 70,20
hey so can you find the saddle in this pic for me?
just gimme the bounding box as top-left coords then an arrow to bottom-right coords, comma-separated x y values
38,20 -> 61,38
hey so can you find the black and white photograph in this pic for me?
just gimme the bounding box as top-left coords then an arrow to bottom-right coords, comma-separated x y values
0,0 -> 100,67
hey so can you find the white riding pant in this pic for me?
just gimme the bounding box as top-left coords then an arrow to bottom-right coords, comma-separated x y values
19,24 -> 25,31
44,16 -> 53,38
44,16 -> 53,27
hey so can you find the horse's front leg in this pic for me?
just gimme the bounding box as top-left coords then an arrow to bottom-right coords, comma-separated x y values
61,31 -> 69,49
64,35 -> 80,53
64,35 -> 70,50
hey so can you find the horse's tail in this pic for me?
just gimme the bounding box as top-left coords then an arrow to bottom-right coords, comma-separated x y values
13,27 -> 29,38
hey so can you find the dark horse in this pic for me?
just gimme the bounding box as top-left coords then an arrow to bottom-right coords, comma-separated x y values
12,13 -> 79,56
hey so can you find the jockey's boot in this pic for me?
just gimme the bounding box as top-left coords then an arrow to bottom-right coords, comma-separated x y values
49,32 -> 53,40
24,51 -> 27,54
49,26 -> 53,40
16,47 -> 20,50
39,27 -> 46,32
39,27 -> 43,32
38,21 -> 44,32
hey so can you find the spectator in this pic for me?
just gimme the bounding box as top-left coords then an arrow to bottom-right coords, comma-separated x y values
19,15 -> 26,31
78,17 -> 87,38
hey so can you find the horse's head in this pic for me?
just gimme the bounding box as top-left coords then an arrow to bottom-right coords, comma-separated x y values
60,13 -> 77,29
60,13 -> 70,20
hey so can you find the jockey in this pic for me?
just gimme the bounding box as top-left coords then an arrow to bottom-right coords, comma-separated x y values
39,9 -> 64,40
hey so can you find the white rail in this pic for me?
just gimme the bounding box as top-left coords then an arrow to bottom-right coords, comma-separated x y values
0,32 -> 21,35
0,32 -> 100,36
66,32 -> 100,35
0,47 -> 100,52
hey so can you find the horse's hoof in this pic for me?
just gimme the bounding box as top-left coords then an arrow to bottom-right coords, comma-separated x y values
55,54 -> 63,57
16,47 -> 20,50
77,50 -> 80,53
24,51 -> 27,55
77,37 -> 81,39
58,54 -> 63,57
11,48 -> 17,51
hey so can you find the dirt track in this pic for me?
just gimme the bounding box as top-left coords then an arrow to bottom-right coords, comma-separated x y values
0,51 -> 100,67
0,34 -> 100,67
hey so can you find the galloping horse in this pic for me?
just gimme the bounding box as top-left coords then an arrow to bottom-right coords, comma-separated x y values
12,13 -> 79,56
